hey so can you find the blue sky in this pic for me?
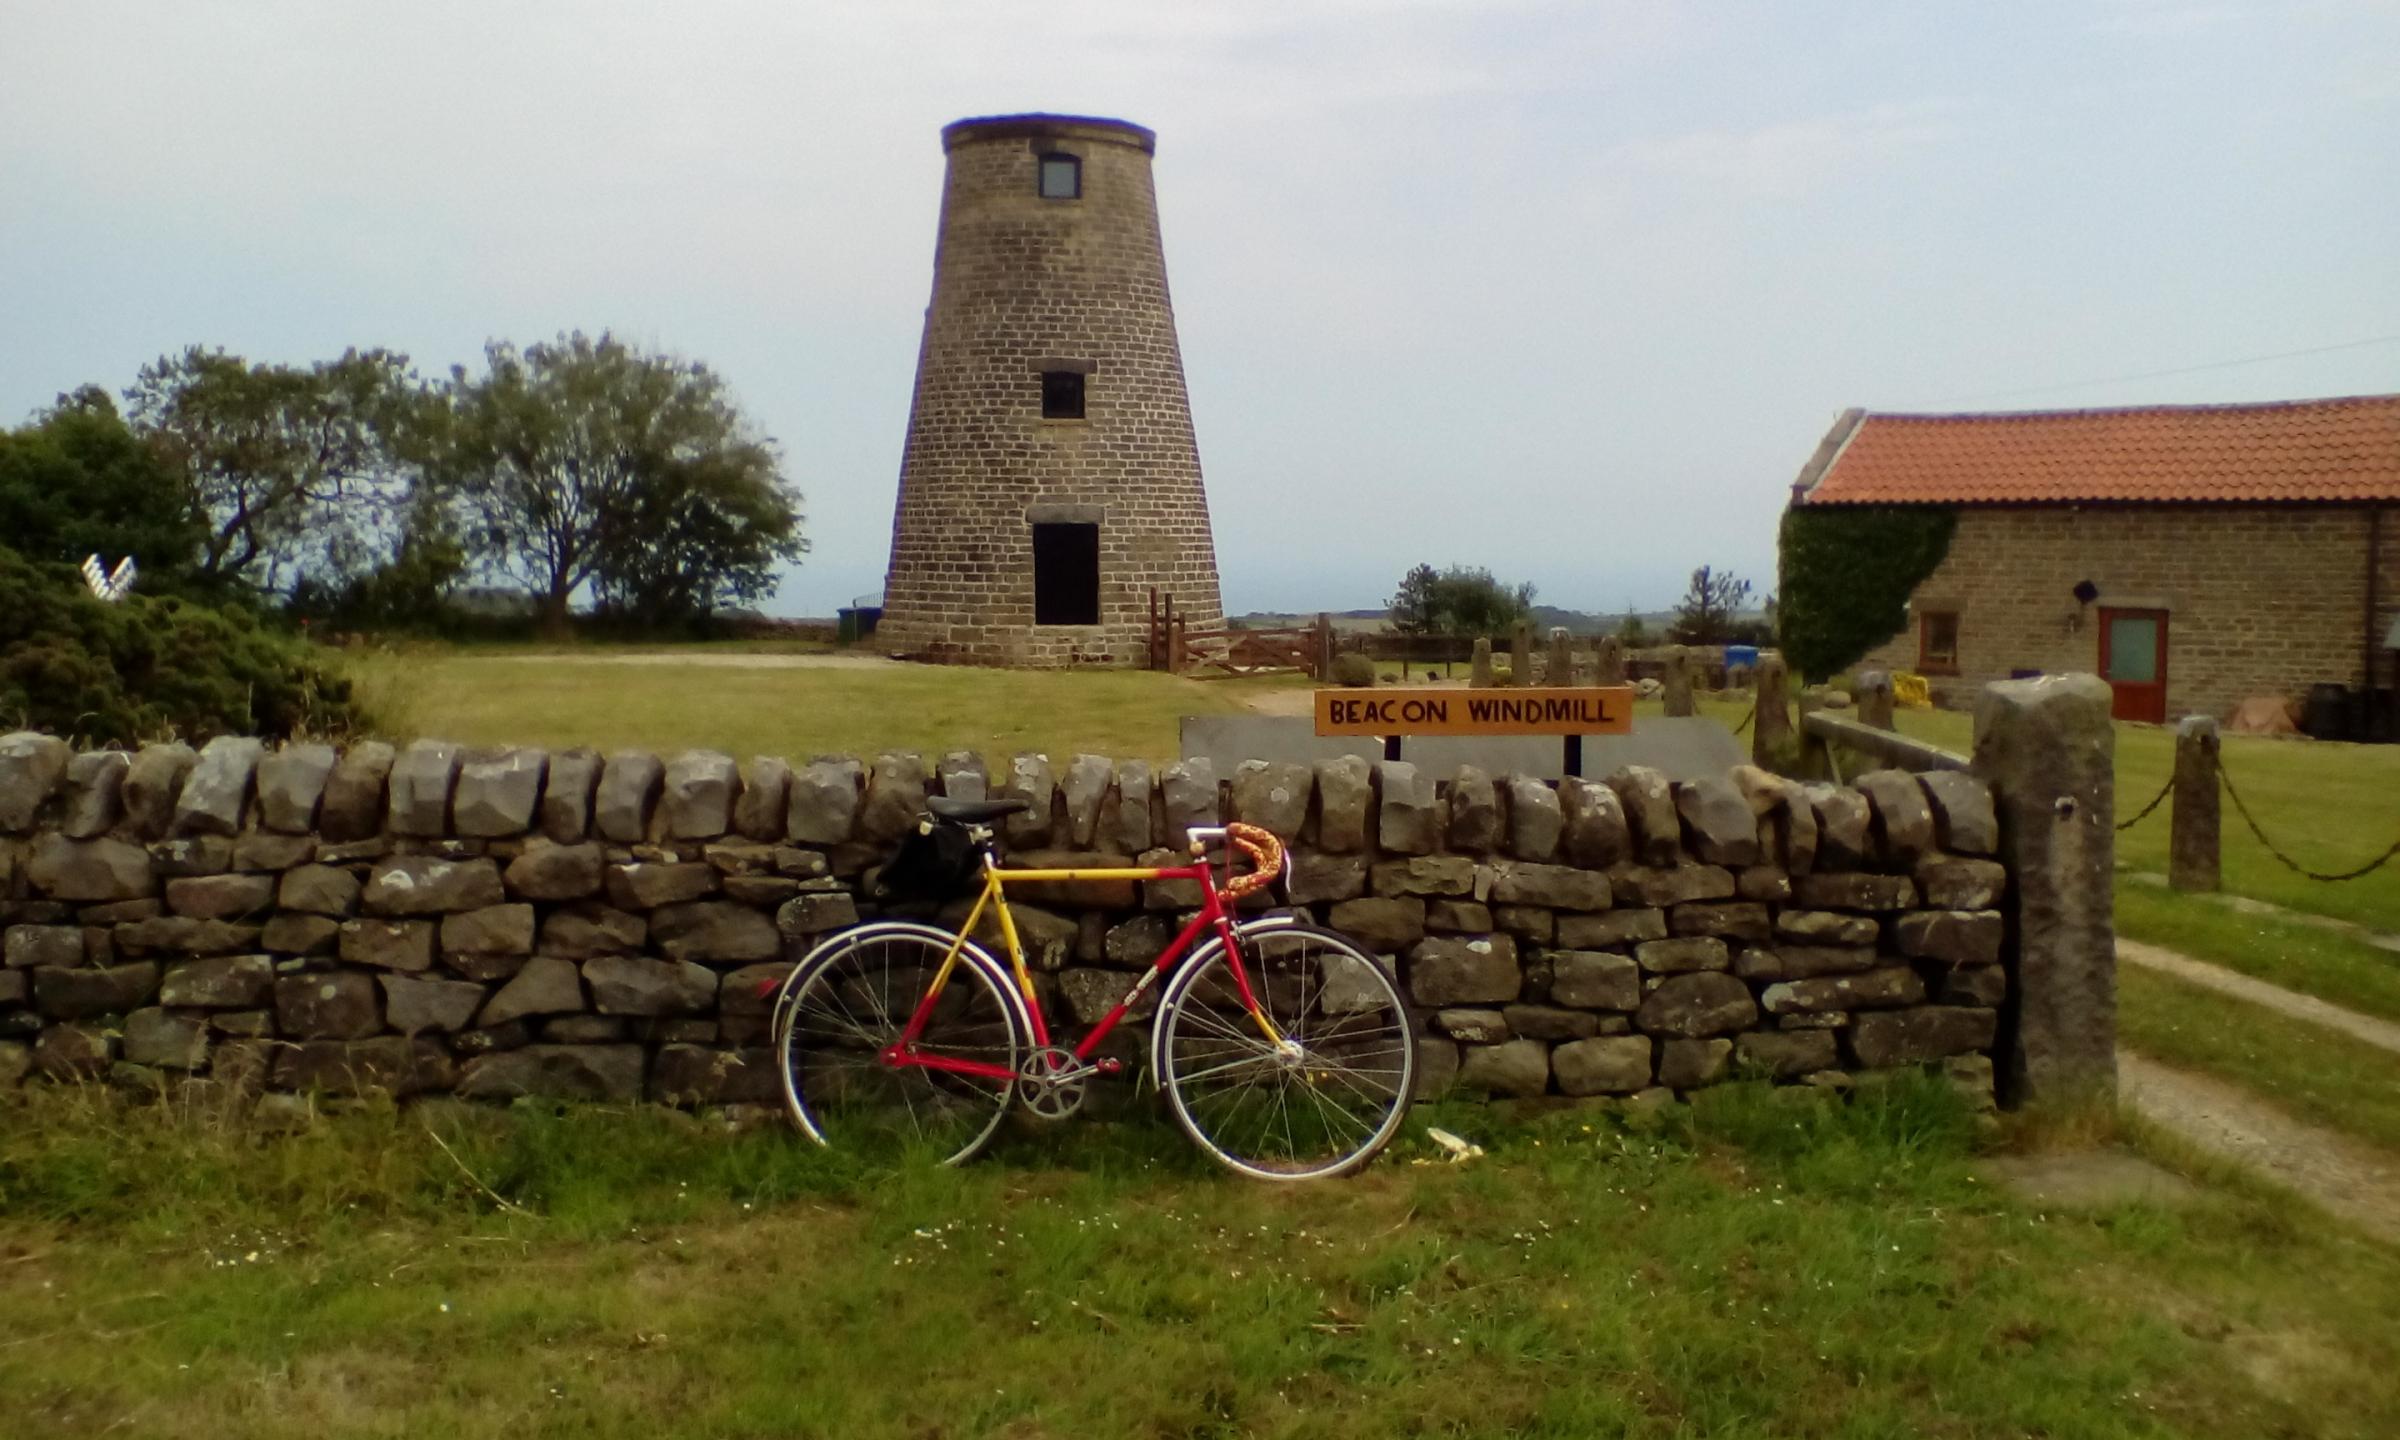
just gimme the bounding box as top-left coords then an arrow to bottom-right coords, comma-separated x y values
3,1 -> 2395,617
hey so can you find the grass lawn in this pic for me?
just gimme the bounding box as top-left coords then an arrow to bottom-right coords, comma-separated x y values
7,1079 -> 2400,1439
2116,884 -> 2400,1024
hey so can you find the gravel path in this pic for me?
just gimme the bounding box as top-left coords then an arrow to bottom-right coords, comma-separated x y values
2119,938 -> 2400,1056
2118,1051 -> 2400,1245
462,651 -> 905,671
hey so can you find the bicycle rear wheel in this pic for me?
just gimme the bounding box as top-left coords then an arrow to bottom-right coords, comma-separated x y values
1155,922 -> 1415,1181
777,925 -> 1027,1168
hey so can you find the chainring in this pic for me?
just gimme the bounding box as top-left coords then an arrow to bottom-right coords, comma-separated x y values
1017,1045 -> 1090,1121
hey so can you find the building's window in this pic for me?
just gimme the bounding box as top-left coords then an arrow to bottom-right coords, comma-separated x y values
1037,153 -> 1081,199
1918,610 -> 1960,673
1032,523 -> 1100,625
1040,370 -> 1085,420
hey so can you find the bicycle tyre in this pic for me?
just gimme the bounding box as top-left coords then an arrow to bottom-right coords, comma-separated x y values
775,922 -> 1029,1168
1154,921 -> 1416,1181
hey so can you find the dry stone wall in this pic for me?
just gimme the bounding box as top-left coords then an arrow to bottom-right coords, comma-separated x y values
0,731 -> 2007,1110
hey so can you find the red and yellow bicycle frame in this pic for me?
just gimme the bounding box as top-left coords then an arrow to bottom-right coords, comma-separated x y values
886,851 -> 1285,1083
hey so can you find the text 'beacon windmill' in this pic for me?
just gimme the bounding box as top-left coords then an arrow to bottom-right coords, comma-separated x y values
877,113 -> 1225,666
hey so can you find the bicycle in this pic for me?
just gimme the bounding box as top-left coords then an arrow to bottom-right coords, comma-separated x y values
769,800 -> 1416,1181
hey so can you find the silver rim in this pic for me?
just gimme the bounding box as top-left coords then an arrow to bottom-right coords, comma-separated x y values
778,928 -> 1025,1168
1157,926 -> 1415,1180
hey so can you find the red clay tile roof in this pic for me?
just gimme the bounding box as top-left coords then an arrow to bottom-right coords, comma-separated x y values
1795,394 -> 2400,505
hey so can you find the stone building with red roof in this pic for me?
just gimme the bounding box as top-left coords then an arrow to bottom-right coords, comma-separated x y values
1786,394 -> 2400,727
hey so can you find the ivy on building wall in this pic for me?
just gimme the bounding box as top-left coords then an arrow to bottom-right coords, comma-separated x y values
1776,505 -> 1957,682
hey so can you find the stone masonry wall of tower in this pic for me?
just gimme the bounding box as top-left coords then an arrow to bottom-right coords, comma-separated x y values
878,114 -> 1227,666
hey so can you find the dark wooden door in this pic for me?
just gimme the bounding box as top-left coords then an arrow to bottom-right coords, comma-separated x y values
2099,607 -> 2169,723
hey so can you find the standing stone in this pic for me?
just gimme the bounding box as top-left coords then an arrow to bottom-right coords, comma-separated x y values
935,751 -> 988,804
1510,620 -> 1533,688
0,731 -> 71,831
1973,673 -> 2116,1105
1311,756 -> 1370,854
1375,761 -> 1436,855
1605,766 -> 1680,866
386,740 -> 461,837
1448,766 -> 1501,853
1503,775 -> 1563,861
1553,1035 -> 1652,1095
1058,754 -> 1113,847
318,741 -> 394,843
787,758 -> 863,846
733,757 -> 793,842
454,748 -> 548,838
1854,770 -> 1936,868
1547,627 -> 1575,686
1752,653 -> 1792,768
255,743 -> 338,833
1107,760 -> 1156,854
1469,637 -> 1494,688
998,754 -> 1056,847
1230,760 -> 1310,841
1673,776 -> 1761,866
541,748 -> 603,842
662,750 -> 740,840
1557,777 -> 1630,869
1158,758 -> 1217,844
1594,635 -> 1626,686
1660,646 -> 1695,717
58,751 -> 130,839
174,735 -> 264,836
2168,716 -> 2220,893
594,751 -> 665,844
1919,771 -> 1998,856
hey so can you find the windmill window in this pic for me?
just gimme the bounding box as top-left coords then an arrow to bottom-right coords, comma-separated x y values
1040,370 -> 1086,420
1037,153 -> 1081,199
1032,523 -> 1101,626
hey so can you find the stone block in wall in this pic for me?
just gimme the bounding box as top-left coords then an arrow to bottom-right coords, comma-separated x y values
595,752 -> 665,844
1803,785 -> 1870,870
124,1008 -> 207,1069
541,749 -> 602,843
165,873 -> 274,921
1103,914 -> 1175,968
858,753 -> 928,846
33,961 -> 159,1019
1609,865 -> 1735,908
1436,1008 -> 1509,1043
1673,776 -> 1759,867
1447,767 -> 1500,853
380,975 -> 487,1034
605,862 -> 718,910
1733,1029 -> 1838,1079
1760,966 -> 1925,1015
1060,754 -> 1113,847
159,955 -> 275,1008
651,1043 -> 776,1106
504,843 -> 605,902
1287,854 -> 1366,906
1658,1037 -> 1733,1089
74,899 -> 157,926
480,956 -> 585,1025
1314,757 -> 1370,854
661,750 -> 739,840
1375,761 -> 1436,856
1405,934 -> 1518,1005
1319,951 -> 1398,1014
1457,1037 -> 1548,1097
1775,910 -> 1878,946
1894,910 -> 2003,965
650,901 -> 780,964
1854,771 -> 1935,869
1635,937 -> 1729,975
787,758 -> 863,846
1557,777 -> 1630,869
1549,951 -> 1639,1010
1488,861 -> 1609,912
935,751 -> 987,804
716,962 -> 793,1019
454,748 -> 548,838
1426,899 -> 1492,933
1635,973 -> 1757,1037
315,838 -> 387,865
59,751 -> 129,839
261,914 -> 340,955
151,836 -> 232,876
1918,772 -> 1997,855
1556,909 -> 1666,949
0,732 -> 70,832
1845,1006 -> 1998,1068
276,971 -> 380,1038
1938,964 -> 2007,1007
1413,1035 -> 1460,1099
386,740 -> 460,838
1605,766 -> 1679,867
1059,968 -> 1154,1026
732,758 -> 792,842
318,741 -> 393,843
1494,905 -> 1552,944
273,1037 -> 445,1097
774,892 -> 860,940
114,916 -> 259,956
1502,1003 -> 1602,1041
539,905 -> 646,959
26,837 -> 153,902
35,1023 -> 115,1079
256,743 -> 337,834
1001,755 -> 1056,848
234,833 -> 314,872
585,954 -> 716,1016
1554,1035 -> 1651,1095
1504,775 -> 1562,861
1742,946 -> 1877,983
363,856 -> 505,915
1327,897 -> 1424,953
340,918 -> 436,972
1914,858 -> 2006,911
1371,855 -> 1478,898
0,1040 -> 24,1087
1229,760 -> 1310,841
1789,873 -> 1917,912
1107,760 -> 1155,854
1669,901 -> 1769,942
438,906 -> 535,974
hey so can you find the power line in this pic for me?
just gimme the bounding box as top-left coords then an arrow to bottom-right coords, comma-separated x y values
1928,332 -> 2400,406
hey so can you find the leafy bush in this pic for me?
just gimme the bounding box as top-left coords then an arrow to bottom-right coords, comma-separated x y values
1331,653 -> 1377,687
0,547 -> 361,744
1777,505 -> 1956,682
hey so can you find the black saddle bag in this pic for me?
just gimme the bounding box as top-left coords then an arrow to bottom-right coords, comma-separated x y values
873,820 -> 984,902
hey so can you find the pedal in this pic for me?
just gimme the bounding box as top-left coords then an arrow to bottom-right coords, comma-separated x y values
1093,1057 -> 1125,1077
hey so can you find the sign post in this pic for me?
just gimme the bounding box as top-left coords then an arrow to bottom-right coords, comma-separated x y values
1314,686 -> 1636,774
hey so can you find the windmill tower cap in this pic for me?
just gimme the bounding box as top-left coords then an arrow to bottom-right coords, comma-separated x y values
941,113 -> 1157,153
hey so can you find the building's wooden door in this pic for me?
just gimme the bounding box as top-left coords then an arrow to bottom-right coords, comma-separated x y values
2099,607 -> 2169,722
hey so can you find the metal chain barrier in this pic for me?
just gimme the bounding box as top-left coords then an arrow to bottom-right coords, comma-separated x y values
1732,703 -> 1756,737
2218,762 -> 2400,883
2115,774 -> 2174,832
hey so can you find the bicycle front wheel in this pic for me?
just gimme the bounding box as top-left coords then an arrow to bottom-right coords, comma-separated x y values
1156,923 -> 1416,1181
777,925 -> 1027,1168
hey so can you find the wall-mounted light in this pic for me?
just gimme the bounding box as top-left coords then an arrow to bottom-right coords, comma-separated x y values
2067,579 -> 2098,634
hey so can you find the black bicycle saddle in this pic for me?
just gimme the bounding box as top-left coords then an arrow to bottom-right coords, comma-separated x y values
925,796 -> 1034,824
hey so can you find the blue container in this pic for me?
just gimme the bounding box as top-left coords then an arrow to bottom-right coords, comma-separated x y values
1724,644 -> 1759,670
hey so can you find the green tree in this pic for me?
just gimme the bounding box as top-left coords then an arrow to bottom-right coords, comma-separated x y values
1431,566 -> 1535,637
1616,610 -> 1652,647
1385,563 -> 1443,636
1777,506 -> 1957,681
433,333 -> 805,633
125,346 -> 426,593
0,387 -> 208,591
1668,565 -> 1754,645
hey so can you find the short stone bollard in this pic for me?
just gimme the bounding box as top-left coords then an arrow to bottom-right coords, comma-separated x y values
1470,636 -> 1495,688
1594,635 -> 1625,686
1511,620 -> 1533,688
1661,646 -> 1696,718
1856,671 -> 1896,731
2170,715 -> 2221,893
1548,627 -> 1574,687
1753,653 -> 1792,767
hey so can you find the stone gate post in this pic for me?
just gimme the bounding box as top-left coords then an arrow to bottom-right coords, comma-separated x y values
2170,716 -> 2221,893
1753,652 -> 1791,767
1511,621 -> 1533,687
1661,646 -> 1696,717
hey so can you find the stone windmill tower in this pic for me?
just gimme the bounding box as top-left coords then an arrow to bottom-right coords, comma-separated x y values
877,113 -> 1225,666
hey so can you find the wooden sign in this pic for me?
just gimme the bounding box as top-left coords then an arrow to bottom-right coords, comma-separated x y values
1314,686 -> 1636,737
